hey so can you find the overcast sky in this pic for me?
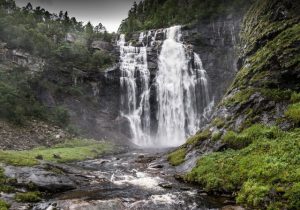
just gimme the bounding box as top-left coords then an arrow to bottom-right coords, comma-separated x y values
15,0 -> 142,32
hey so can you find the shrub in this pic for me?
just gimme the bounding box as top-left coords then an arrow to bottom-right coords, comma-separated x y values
236,180 -> 270,207
48,106 -> 70,128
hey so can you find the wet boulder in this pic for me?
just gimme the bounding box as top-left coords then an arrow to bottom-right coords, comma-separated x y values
4,166 -> 76,192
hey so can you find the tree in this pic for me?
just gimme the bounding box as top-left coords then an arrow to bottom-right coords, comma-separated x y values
59,11 -> 63,20
25,3 -> 32,11
85,21 -> 94,34
95,22 -> 106,33
64,11 -> 69,21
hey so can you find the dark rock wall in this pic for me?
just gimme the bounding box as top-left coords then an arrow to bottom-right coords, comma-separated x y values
182,15 -> 243,103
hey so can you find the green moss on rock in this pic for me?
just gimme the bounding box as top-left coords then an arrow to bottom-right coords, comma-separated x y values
285,103 -> 300,124
186,129 -> 211,145
185,125 -> 300,209
15,191 -> 42,203
0,199 -> 10,210
167,148 -> 186,166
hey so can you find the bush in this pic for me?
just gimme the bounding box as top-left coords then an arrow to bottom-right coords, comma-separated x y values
48,106 -> 70,128
236,180 -> 270,207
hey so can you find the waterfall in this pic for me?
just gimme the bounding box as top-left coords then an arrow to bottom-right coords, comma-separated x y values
118,34 -> 151,146
118,26 -> 212,147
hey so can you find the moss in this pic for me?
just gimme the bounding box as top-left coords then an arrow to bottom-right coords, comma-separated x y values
15,191 -> 42,203
284,182 -> 300,209
0,200 -> 10,210
260,89 -> 292,101
212,118 -> 225,128
167,148 -> 186,166
186,129 -> 211,145
236,180 -> 271,207
0,139 -> 114,166
222,88 -> 256,107
185,125 -> 300,209
285,103 -> 300,124
291,92 -> 300,103
222,124 -> 283,149
211,131 -> 222,142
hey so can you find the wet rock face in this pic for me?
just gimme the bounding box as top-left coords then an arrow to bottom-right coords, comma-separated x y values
128,15 -> 242,107
181,16 -> 242,103
4,166 -> 76,192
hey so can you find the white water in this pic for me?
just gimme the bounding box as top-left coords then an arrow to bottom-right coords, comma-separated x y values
119,26 -> 212,147
118,34 -> 151,146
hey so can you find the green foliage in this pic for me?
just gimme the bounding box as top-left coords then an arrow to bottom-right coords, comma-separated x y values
0,139 -> 114,166
222,124 -> 283,149
211,131 -> 222,142
222,88 -> 256,107
48,106 -> 70,128
0,2 -> 116,127
291,92 -> 300,103
212,118 -> 225,128
285,103 -> 300,124
236,180 -> 270,207
15,191 -> 41,203
185,125 -> 300,209
119,0 -> 252,33
186,129 -> 211,145
0,199 -> 10,210
167,148 -> 186,166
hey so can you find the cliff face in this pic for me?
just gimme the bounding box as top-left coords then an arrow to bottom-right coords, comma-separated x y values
170,0 -> 300,209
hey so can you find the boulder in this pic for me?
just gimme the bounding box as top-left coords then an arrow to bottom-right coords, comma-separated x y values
4,166 -> 76,192
91,41 -> 113,51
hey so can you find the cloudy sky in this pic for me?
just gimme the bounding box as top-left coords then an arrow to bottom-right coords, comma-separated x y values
15,0 -> 142,32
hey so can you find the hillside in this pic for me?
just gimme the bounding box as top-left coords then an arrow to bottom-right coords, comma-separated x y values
167,0 -> 300,209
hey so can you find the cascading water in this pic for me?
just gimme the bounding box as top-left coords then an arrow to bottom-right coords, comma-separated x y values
118,34 -> 151,146
119,26 -> 212,147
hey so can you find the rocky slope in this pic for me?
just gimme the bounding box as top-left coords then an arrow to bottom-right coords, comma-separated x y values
170,0 -> 300,209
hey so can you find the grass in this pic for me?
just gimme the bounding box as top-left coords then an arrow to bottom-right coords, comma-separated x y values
291,92 -> 300,103
167,148 -> 187,166
14,191 -> 42,203
185,125 -> 300,209
222,124 -> 283,149
0,200 -> 10,210
285,103 -> 300,124
186,129 -> 211,145
0,138 -> 114,166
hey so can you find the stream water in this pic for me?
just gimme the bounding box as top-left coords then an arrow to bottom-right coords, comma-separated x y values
32,150 -> 226,210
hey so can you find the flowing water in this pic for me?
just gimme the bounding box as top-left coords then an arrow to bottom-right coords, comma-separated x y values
32,150 -> 225,210
119,26 -> 213,147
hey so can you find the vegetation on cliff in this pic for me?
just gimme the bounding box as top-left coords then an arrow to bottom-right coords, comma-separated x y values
119,0 -> 252,33
0,0 -> 115,127
174,0 -> 300,209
